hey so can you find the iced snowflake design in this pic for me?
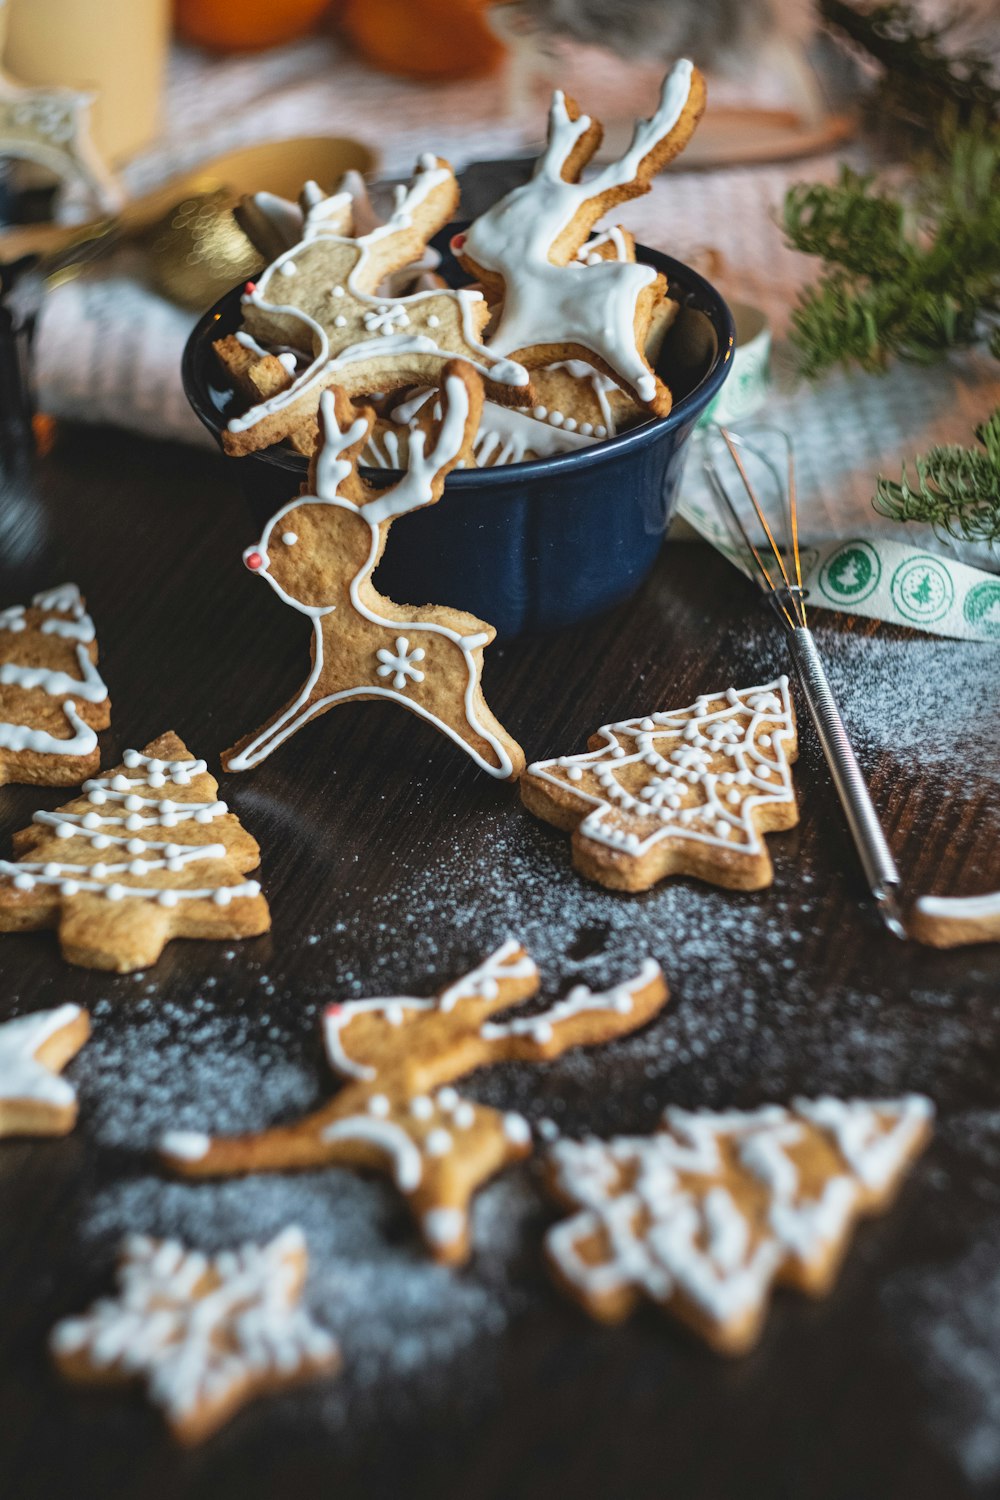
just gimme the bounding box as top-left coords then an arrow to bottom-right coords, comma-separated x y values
51,1228 -> 338,1441
362,303 -> 410,336
375,636 -> 426,692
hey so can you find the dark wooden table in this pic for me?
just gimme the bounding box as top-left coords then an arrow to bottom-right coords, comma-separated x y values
1,423 -> 998,1500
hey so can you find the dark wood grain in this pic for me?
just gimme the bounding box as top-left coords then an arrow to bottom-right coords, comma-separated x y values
1,422 -> 998,1500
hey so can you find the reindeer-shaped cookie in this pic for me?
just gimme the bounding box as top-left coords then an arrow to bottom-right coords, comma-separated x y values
224,362 -> 524,779
217,153 -> 531,456
454,58 -> 707,417
160,941 -> 668,1263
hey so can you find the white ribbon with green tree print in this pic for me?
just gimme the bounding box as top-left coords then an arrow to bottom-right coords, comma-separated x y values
677,493 -> 1000,643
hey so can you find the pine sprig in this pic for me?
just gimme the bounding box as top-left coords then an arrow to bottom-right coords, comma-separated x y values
874,407 -> 1000,546
820,0 -> 1000,138
783,125 -> 1000,378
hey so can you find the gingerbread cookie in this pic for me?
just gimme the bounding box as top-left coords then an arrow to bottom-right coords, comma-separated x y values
161,941 -> 667,1264
911,890 -> 1000,948
363,346 -> 660,470
546,1094 -> 933,1355
0,732 -> 270,972
453,58 -> 706,416
51,1227 -> 339,1445
224,363 -> 525,780
218,154 -> 531,456
521,677 -> 798,891
0,1004 -> 90,1137
0,583 -> 110,787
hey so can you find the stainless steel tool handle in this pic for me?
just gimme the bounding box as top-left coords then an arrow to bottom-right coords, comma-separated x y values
788,628 -> 905,935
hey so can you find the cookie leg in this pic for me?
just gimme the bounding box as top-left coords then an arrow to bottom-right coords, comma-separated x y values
405,671 -> 524,780
223,688 -> 328,773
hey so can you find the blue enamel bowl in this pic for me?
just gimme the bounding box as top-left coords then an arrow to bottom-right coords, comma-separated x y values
182,228 -> 734,639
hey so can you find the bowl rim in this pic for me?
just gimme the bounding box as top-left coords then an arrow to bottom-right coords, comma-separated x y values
182,241 -> 735,486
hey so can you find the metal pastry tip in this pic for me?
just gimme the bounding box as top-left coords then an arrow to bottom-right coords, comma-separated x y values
874,885 -> 907,941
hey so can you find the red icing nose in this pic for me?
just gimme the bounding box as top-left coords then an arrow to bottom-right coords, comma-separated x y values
244,280 -> 257,295
245,551 -> 264,571
450,233 -> 466,252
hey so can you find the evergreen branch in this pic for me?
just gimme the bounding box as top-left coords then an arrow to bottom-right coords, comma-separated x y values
782,124 -> 1000,377
820,0 -> 1000,135
874,407 -> 1000,546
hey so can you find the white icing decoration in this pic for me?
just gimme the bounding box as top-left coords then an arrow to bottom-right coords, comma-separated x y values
915,891 -> 1000,924
575,225 -> 629,263
422,1208 -> 465,1248
503,1113 -> 531,1146
367,379 -> 603,471
481,958 -> 660,1041
438,938 -> 539,1012
0,584 -> 107,757
375,636 -> 425,691
1,751 -> 259,906
227,380 -> 516,778
545,1095 -> 934,1329
792,1095 -> 934,1193
321,1115 -> 424,1191
159,1130 -> 211,1162
0,1004 -> 84,1109
49,1228 -> 337,1423
461,60 -> 694,402
322,940 -> 535,1080
527,677 -> 795,857
226,160 -> 528,439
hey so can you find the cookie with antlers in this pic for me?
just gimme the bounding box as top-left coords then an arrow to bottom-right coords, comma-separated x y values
223,362 -> 524,780
160,941 -> 668,1264
522,677 -> 798,891
217,153 -> 531,456
453,58 -> 706,418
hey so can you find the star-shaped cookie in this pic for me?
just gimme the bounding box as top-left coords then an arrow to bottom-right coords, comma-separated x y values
51,1227 -> 339,1444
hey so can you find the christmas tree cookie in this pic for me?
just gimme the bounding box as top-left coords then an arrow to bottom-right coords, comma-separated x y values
0,732 -> 270,972
161,941 -> 667,1264
0,583 -> 110,787
521,677 -> 799,891
545,1095 -> 933,1354
52,1228 -> 339,1445
0,1004 -> 90,1138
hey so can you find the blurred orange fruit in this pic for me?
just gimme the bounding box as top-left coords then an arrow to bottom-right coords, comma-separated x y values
175,0 -> 332,52
337,0 -> 505,81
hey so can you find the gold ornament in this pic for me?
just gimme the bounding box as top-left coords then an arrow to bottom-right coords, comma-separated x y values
144,189 -> 263,311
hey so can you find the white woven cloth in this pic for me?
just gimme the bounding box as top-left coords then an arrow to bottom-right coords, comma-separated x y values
32,36 -> 1000,568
